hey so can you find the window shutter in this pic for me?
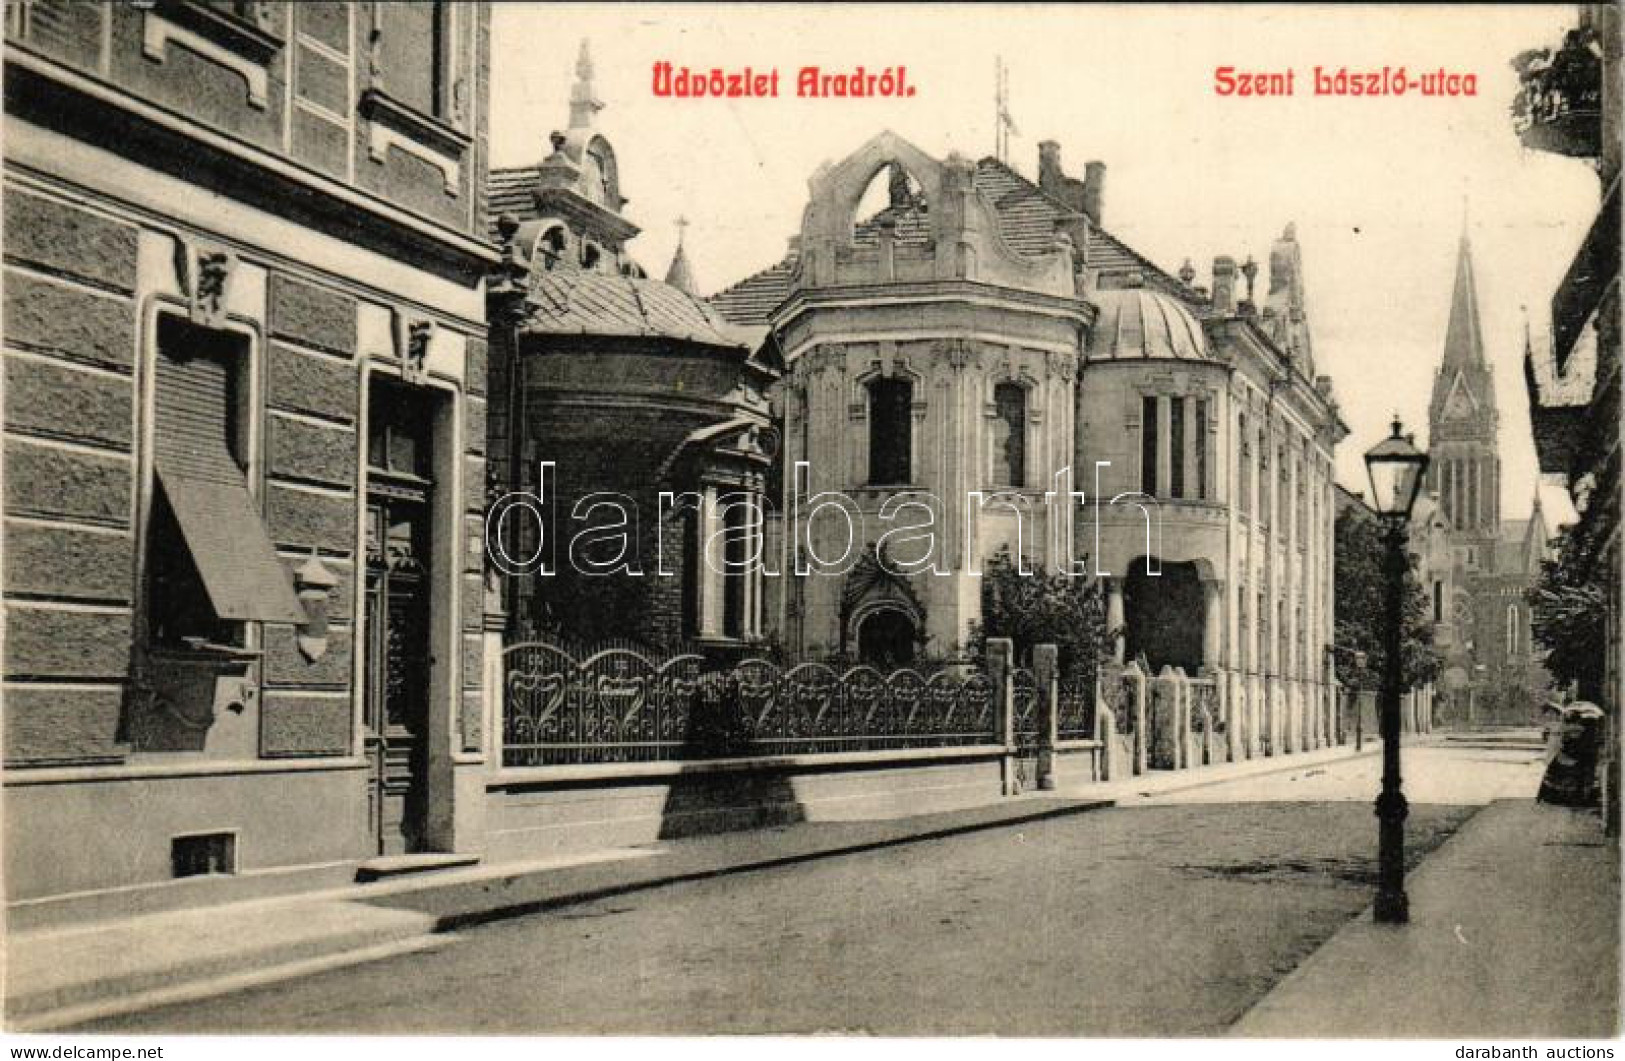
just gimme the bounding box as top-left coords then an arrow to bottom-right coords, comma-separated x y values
155,342 -> 243,484
151,332 -> 304,626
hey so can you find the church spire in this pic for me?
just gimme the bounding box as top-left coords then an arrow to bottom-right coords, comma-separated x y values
569,39 -> 604,129
664,216 -> 697,295
1441,226 -> 1486,368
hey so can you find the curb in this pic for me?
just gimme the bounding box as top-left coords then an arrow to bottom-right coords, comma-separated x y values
421,797 -> 1117,932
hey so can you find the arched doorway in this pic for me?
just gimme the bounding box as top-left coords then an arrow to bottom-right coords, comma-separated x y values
856,608 -> 917,668
1123,559 -> 1203,673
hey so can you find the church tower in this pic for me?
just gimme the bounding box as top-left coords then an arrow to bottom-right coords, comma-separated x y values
1426,229 -> 1502,567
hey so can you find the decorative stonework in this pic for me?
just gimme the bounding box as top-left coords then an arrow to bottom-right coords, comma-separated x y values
141,9 -> 272,109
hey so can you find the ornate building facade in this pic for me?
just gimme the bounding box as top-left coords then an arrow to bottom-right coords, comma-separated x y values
3,2 -> 498,899
485,45 -> 778,652
1515,3 -> 1620,814
713,133 -> 1346,758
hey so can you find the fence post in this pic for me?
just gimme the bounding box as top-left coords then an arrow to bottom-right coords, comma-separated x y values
988,638 -> 1017,795
1127,662 -> 1148,775
1034,643 -> 1058,790
1096,702 -> 1117,781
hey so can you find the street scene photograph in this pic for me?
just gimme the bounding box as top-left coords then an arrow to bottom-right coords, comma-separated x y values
0,0 -> 1620,1050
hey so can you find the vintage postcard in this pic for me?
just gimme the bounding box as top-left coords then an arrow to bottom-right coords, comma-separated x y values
0,0 -> 1619,1049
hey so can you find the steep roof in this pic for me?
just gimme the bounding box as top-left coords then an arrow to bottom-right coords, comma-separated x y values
489,166 -> 536,233
522,270 -> 746,348
709,156 -> 1195,326
1442,233 -> 1487,369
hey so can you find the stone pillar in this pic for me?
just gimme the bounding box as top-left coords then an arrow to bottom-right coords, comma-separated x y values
698,483 -> 723,638
1227,671 -> 1245,762
1151,666 -> 1181,770
1201,579 -> 1223,673
1106,576 -> 1126,664
988,638 -> 1017,794
1034,643 -> 1059,790
1124,661 -> 1148,775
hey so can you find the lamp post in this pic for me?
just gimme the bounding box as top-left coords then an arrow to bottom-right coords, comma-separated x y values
1364,415 -> 1429,925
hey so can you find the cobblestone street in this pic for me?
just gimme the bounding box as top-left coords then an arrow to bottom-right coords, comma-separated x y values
85,743 -> 1545,1035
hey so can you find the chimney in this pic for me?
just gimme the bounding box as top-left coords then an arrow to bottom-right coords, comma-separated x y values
1081,161 -> 1106,226
1211,255 -> 1238,315
1038,141 -> 1064,194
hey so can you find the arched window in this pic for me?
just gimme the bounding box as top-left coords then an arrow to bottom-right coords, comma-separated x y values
867,377 -> 913,485
992,382 -> 1027,487
579,242 -> 601,270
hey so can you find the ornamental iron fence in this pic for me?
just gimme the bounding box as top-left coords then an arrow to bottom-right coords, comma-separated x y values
1057,678 -> 1097,742
502,642 -> 1002,768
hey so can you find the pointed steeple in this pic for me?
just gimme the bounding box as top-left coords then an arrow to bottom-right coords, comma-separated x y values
1441,228 -> 1486,368
664,216 -> 697,295
569,39 -> 604,129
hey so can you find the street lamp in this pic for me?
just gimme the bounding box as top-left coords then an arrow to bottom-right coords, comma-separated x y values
1364,415 -> 1429,925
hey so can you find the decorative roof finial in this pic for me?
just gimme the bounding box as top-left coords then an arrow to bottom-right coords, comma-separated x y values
569,39 -> 604,129
665,217 -> 697,296
1178,258 -> 1196,285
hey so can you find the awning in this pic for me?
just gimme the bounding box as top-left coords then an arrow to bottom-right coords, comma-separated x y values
156,464 -> 306,624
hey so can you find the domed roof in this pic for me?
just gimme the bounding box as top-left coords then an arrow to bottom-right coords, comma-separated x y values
1087,282 -> 1210,362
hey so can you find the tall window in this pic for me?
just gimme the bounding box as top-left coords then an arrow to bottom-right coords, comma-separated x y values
1238,413 -> 1250,515
1195,398 -> 1208,500
1169,396 -> 1186,499
376,1 -> 450,119
867,377 -> 913,485
1238,591 -> 1249,671
146,316 -> 302,648
1506,604 -> 1520,656
1140,395 -> 1159,496
992,383 -> 1027,487
1258,430 -> 1270,525
1258,590 -> 1269,672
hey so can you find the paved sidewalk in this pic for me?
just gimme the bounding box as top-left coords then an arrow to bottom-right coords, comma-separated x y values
6,740 -> 1376,1031
5,792 -> 1113,1030
1231,798 -> 1620,1038
1062,740 -> 1379,803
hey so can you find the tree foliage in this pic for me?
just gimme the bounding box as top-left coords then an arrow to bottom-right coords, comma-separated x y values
1529,518 -> 1608,699
966,547 -> 1109,683
1333,507 -> 1441,691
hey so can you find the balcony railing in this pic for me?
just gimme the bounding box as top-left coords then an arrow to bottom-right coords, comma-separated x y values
1511,30 -> 1604,160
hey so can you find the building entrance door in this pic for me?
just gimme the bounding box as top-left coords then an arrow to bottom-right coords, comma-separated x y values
363,383 -> 437,855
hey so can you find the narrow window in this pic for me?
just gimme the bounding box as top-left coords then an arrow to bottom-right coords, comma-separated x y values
867,377 -> 913,485
1195,398 -> 1208,501
722,497 -> 747,639
1507,604 -> 1519,656
1140,395 -> 1159,496
1172,396 -> 1191,499
1238,413 -> 1249,515
1434,581 -> 1444,623
992,383 -> 1027,487
1259,430 -> 1270,525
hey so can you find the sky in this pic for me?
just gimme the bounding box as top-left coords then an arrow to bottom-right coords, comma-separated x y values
489,3 -> 1599,525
